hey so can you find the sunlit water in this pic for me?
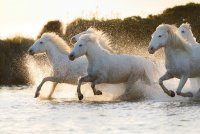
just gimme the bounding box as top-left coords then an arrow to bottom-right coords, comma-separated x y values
1,86 -> 200,134
1,54 -> 200,134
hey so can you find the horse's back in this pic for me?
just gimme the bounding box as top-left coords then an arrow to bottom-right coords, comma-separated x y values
108,54 -> 150,74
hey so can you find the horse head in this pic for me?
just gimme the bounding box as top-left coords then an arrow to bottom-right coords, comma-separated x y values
178,23 -> 196,44
28,35 -> 48,55
69,34 -> 97,61
148,24 -> 174,54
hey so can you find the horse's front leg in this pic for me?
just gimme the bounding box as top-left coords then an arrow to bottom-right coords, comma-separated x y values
159,72 -> 175,97
77,75 -> 93,100
35,76 -> 61,98
176,75 -> 193,97
91,77 -> 103,95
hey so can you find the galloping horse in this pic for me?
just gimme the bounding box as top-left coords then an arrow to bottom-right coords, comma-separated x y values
28,33 -> 87,98
148,24 -> 200,97
68,32 -> 153,100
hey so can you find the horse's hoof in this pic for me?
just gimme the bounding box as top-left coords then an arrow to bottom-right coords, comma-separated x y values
95,90 -> 102,95
186,92 -> 193,97
176,91 -> 193,97
78,94 -> 84,100
169,90 -> 175,97
34,92 -> 40,98
47,96 -> 53,100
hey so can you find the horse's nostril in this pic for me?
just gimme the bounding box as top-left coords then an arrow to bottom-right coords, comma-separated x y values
28,49 -> 34,55
69,54 -> 74,60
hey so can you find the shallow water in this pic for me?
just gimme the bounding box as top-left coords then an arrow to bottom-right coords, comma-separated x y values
0,86 -> 200,134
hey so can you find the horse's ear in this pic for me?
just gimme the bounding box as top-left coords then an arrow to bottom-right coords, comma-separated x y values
185,22 -> 191,29
87,26 -> 94,32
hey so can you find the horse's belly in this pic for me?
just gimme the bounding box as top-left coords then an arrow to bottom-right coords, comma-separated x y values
189,60 -> 200,77
107,72 -> 130,84
190,69 -> 200,77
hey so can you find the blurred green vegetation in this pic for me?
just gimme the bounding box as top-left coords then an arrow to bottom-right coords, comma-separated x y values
0,36 -> 34,85
64,3 -> 200,51
37,20 -> 64,39
0,2 -> 199,85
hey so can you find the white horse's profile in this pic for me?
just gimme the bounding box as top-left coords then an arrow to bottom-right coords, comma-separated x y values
178,23 -> 200,93
178,23 -> 199,45
28,33 -> 87,98
68,32 -> 153,100
148,24 -> 200,97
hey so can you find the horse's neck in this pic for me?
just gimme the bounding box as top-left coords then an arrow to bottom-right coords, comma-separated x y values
165,36 -> 187,60
187,32 -> 197,44
86,44 -> 109,67
164,46 -> 176,59
46,43 -> 69,67
164,41 -> 190,68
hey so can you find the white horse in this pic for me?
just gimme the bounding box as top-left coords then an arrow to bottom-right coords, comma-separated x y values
148,24 -> 200,97
178,23 -> 199,45
28,33 -> 88,98
178,23 -> 200,93
68,33 -> 153,100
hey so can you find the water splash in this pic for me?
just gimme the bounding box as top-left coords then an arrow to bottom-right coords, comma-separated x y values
23,51 -> 199,102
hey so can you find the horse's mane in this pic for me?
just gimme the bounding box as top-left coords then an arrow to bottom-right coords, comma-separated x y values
80,33 -> 114,53
41,32 -> 71,54
179,23 -> 197,42
85,28 -> 115,53
157,24 -> 192,52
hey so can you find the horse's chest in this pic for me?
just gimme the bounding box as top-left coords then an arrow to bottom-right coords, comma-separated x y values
87,62 -> 103,75
165,55 -> 189,77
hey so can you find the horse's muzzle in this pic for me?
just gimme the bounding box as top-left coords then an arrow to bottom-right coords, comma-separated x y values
69,54 -> 75,61
148,47 -> 155,54
28,49 -> 34,55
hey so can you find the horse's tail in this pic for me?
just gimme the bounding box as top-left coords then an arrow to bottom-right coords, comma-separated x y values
142,69 -> 152,85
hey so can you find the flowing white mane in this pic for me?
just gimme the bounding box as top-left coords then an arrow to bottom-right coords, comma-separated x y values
41,32 -> 71,54
179,23 -> 197,42
157,24 -> 192,52
85,28 -> 114,53
79,33 -> 114,53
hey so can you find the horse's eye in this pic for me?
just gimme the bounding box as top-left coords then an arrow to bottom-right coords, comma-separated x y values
158,35 -> 162,38
79,44 -> 83,47
40,41 -> 43,44
181,31 -> 185,33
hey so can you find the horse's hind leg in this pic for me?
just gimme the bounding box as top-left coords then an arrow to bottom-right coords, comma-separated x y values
118,73 -> 140,100
176,75 -> 193,97
159,72 -> 175,97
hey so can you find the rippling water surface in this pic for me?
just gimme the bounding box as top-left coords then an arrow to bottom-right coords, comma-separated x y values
0,86 -> 200,134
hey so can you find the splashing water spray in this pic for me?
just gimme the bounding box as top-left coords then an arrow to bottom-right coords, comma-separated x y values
23,45 -> 199,102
